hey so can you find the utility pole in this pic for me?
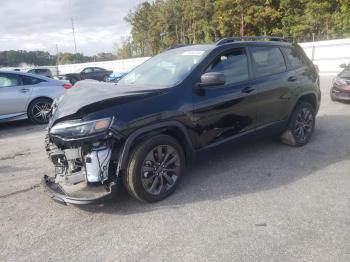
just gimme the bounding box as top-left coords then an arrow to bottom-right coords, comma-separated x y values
55,44 -> 59,65
240,5 -> 244,37
71,18 -> 77,54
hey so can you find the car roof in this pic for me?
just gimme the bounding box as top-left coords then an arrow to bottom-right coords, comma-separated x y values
0,70 -> 55,81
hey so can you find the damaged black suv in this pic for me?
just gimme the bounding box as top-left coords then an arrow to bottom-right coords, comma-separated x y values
43,37 -> 320,204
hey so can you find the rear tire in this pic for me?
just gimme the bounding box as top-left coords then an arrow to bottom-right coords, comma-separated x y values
280,101 -> 315,146
27,98 -> 52,124
123,135 -> 185,202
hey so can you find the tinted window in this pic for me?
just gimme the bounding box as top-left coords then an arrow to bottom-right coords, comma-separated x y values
21,75 -> 44,85
282,47 -> 304,69
206,48 -> 249,85
251,47 -> 286,77
83,68 -> 93,73
93,68 -> 104,72
0,74 -> 21,87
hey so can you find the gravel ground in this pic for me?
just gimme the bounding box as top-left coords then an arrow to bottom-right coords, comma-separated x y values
0,76 -> 349,262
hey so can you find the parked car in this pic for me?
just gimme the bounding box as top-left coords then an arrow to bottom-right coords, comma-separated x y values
330,63 -> 350,102
0,71 -> 72,124
43,37 -> 320,204
59,67 -> 113,85
27,68 -> 53,78
106,72 -> 127,83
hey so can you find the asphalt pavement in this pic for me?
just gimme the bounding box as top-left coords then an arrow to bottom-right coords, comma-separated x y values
0,76 -> 349,261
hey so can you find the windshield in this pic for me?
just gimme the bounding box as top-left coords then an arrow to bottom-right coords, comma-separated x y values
118,48 -> 209,87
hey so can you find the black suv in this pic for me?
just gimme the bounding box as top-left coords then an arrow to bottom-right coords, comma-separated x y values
43,37 -> 321,204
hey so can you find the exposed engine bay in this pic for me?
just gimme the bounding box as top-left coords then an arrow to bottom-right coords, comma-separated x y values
43,135 -> 120,204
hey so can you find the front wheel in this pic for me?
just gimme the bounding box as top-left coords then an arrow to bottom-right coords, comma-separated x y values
123,135 -> 185,202
280,101 -> 315,146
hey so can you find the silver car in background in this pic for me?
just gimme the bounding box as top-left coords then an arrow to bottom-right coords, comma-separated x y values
0,71 -> 72,124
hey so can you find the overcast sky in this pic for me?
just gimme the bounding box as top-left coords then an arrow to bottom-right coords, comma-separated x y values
0,0 -> 144,55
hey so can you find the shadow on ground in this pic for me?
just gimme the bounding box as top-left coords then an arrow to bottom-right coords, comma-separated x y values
0,120 -> 46,139
76,114 -> 350,215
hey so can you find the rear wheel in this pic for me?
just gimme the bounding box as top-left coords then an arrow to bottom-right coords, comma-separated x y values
280,101 -> 315,146
28,98 -> 52,124
123,135 -> 185,202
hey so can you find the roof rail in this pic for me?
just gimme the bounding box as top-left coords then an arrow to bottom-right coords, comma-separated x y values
216,36 -> 288,45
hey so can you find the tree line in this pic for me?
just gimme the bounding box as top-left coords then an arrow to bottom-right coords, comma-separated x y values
117,0 -> 350,58
0,50 -> 117,67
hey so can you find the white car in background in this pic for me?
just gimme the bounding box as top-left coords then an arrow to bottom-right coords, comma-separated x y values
0,71 -> 72,124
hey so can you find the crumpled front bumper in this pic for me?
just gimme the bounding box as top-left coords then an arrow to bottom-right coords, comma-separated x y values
42,175 -> 116,205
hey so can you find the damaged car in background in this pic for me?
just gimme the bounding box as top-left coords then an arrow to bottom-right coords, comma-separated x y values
43,37 -> 320,204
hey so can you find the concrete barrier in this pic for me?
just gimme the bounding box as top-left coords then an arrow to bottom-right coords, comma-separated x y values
299,38 -> 350,75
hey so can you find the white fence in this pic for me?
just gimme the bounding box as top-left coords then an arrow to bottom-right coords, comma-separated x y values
1,38 -> 350,75
299,38 -> 350,75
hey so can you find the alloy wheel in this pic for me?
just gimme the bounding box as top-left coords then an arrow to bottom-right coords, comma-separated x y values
31,101 -> 51,124
294,107 -> 314,142
141,145 -> 181,195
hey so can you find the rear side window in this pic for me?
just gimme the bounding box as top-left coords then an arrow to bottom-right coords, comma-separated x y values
250,47 -> 286,78
282,47 -> 304,69
206,48 -> 249,85
21,75 -> 45,85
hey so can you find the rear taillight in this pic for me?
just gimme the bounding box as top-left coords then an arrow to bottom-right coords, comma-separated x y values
63,83 -> 72,89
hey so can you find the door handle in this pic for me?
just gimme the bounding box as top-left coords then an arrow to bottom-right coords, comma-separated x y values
241,86 -> 256,93
20,88 -> 30,93
288,76 -> 297,82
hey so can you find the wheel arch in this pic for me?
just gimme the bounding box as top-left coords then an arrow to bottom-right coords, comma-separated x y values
116,121 -> 194,174
296,92 -> 318,112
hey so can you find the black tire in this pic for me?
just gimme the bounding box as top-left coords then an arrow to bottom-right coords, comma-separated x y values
123,135 -> 185,202
103,75 -> 109,82
280,101 -> 315,146
27,98 -> 52,124
330,87 -> 336,101
70,77 -> 78,85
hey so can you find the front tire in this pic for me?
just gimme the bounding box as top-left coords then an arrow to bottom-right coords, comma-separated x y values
123,135 -> 185,202
280,101 -> 315,146
27,98 -> 52,124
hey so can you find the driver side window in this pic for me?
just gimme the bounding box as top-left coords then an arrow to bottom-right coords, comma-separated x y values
206,48 -> 249,85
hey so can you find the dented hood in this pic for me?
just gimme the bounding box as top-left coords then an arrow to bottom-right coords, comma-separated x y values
50,80 -> 166,124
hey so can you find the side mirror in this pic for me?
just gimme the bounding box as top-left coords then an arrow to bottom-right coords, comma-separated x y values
339,63 -> 347,69
198,72 -> 225,87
